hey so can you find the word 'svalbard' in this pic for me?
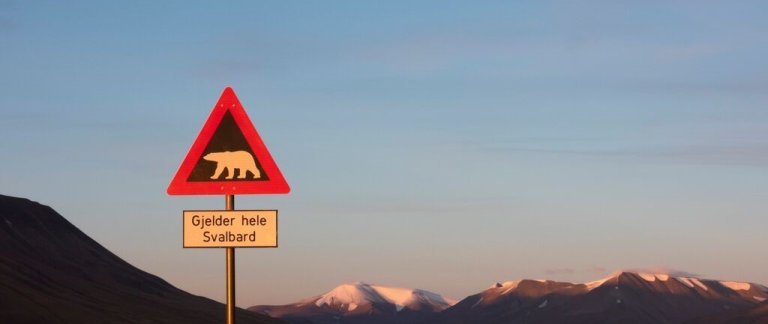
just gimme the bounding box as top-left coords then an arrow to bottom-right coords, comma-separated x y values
183,210 -> 277,248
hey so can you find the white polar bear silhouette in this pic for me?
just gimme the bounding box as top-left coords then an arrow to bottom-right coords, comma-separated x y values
203,151 -> 261,180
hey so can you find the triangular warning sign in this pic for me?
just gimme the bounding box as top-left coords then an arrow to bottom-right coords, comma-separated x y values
167,87 -> 290,195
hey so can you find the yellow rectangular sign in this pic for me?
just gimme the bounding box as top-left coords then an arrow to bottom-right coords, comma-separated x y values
183,210 -> 277,248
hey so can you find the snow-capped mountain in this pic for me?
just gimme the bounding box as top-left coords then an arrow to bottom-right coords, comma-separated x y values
249,282 -> 455,324
312,282 -> 455,313
434,271 -> 768,324
251,272 -> 768,324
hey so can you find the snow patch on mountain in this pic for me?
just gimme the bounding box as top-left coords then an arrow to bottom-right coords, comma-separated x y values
314,283 -> 384,308
500,281 -> 519,294
676,277 -> 694,288
369,285 -> 411,311
485,281 -> 520,295
313,282 -> 455,312
721,281 -> 751,291
690,278 -> 708,291
676,277 -> 709,291
471,297 -> 484,308
585,277 -> 610,290
639,272 -> 672,282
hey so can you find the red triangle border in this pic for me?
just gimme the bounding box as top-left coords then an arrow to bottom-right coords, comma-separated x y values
167,87 -> 290,195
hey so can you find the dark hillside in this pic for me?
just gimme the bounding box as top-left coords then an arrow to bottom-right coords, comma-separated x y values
0,194 -> 283,324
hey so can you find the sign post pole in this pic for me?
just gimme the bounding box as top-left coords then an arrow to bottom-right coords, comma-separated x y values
226,194 -> 236,324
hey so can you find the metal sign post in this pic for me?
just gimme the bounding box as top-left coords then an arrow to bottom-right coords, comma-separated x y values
226,194 -> 235,324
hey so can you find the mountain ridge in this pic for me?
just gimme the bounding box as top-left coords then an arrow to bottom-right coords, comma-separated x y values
435,271 -> 768,324
249,271 -> 768,324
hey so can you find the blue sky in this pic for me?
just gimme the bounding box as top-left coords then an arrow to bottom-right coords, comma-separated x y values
2,1 -> 768,306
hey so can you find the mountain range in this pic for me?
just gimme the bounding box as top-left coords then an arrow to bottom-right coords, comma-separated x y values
2,194 -> 767,323
250,272 -> 768,324
436,271 -> 768,324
